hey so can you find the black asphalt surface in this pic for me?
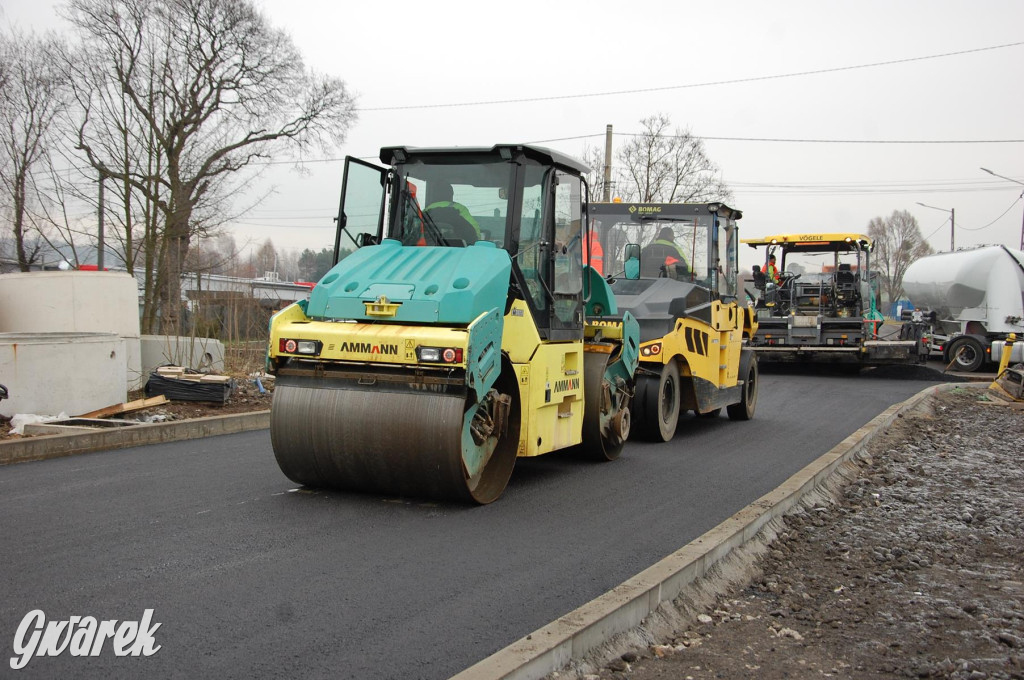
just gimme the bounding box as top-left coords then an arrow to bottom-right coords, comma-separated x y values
0,368 -> 945,679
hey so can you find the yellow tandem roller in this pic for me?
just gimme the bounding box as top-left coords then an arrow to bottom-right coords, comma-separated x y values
266,145 -> 639,503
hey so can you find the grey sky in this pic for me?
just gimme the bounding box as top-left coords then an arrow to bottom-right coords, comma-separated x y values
4,0 -> 1023,269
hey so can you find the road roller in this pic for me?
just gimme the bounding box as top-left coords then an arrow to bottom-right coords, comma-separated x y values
266,145 -> 639,503
589,202 -> 759,442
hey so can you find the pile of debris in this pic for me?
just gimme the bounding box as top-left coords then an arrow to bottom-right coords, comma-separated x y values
144,365 -> 235,404
2,366 -> 256,438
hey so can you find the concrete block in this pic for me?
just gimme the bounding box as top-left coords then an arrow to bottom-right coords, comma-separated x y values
140,335 -> 226,375
0,332 -> 127,417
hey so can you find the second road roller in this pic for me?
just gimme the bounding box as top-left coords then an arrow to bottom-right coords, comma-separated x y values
266,144 -> 640,503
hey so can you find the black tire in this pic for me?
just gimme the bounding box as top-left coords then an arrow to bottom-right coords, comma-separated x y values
947,336 -> 985,372
727,351 -> 758,421
633,360 -> 680,442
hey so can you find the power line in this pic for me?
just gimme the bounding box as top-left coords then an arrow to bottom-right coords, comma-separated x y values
734,185 -> 1018,197
699,135 -> 1024,144
248,133 -> 1024,169
923,216 -> 952,242
357,41 -> 1024,112
957,193 -> 1024,232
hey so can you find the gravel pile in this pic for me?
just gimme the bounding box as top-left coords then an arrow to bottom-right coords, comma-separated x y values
574,386 -> 1024,680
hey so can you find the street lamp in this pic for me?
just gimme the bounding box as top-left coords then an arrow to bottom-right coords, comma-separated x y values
980,167 -> 1024,251
916,202 -> 955,251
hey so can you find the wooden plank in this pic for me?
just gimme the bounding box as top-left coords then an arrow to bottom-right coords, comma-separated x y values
76,395 -> 169,419
199,375 -> 232,383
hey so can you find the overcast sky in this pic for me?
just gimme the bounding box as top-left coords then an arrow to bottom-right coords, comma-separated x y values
4,0 -> 1023,270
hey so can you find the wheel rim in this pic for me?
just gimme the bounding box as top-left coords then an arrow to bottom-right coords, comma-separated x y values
660,375 -> 676,424
954,342 -> 979,369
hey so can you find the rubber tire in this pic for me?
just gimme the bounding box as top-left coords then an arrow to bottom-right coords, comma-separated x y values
947,336 -> 985,372
633,360 -> 680,442
727,351 -> 758,421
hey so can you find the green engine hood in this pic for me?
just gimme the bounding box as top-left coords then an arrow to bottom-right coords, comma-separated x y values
307,239 -> 513,325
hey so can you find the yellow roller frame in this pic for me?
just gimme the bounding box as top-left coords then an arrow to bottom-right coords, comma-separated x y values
268,302 -> 473,367
638,299 -> 749,389
500,299 -> 589,458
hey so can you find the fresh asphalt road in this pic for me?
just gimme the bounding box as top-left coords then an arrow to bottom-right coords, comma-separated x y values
0,367 -> 946,679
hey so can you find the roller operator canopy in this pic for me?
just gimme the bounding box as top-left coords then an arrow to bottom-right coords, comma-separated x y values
741,233 -> 873,253
380,144 -> 592,176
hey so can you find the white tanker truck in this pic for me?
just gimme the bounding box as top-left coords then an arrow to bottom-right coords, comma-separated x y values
902,245 -> 1024,372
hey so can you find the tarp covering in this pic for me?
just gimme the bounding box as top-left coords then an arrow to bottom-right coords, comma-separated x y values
144,371 -> 234,404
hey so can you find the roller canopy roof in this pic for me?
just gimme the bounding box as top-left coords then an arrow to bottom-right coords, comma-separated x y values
379,144 -> 591,175
742,233 -> 872,252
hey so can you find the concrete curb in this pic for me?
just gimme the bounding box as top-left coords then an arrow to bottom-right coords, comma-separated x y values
0,411 -> 270,466
451,382 -> 981,680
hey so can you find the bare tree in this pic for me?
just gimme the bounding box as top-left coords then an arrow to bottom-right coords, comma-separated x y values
867,210 -> 934,303
613,114 -> 732,204
579,142 -> 610,203
254,238 -> 277,277
0,30 -> 69,271
276,247 -> 300,282
61,0 -> 357,332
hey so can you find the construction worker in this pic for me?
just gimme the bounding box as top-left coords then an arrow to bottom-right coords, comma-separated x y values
583,230 -> 604,276
762,254 -> 782,284
424,183 -> 481,242
641,226 -> 689,278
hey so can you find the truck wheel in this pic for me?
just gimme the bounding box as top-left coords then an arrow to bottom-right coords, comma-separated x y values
727,351 -> 758,421
947,336 -> 985,372
634,360 -> 680,442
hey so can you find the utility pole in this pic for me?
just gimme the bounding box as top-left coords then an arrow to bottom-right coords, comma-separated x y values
97,171 -> 105,271
950,208 -> 955,251
602,124 -> 613,203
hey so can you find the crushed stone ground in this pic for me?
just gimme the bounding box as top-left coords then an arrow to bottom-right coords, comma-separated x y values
563,386 -> 1024,680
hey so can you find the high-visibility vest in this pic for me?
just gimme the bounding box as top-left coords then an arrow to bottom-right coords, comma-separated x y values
584,233 -> 604,275
424,201 -> 482,238
653,239 -> 687,270
762,263 -> 780,282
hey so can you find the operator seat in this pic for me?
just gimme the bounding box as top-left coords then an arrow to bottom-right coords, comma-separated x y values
751,265 -> 767,291
424,204 -> 478,245
836,263 -> 855,288
835,263 -> 858,309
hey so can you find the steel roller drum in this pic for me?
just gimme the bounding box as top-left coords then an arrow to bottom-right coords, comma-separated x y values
270,376 -> 516,504
580,351 -> 628,460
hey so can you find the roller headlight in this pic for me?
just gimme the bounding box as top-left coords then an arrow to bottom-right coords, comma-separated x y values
417,346 -> 463,364
279,338 -> 320,355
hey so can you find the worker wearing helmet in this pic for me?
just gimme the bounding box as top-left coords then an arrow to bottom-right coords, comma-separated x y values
424,183 -> 481,243
762,254 -> 782,284
641,226 -> 689,279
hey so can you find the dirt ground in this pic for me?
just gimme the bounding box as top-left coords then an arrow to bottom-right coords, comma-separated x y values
132,373 -> 276,421
565,387 -> 1024,680
0,372 -> 274,439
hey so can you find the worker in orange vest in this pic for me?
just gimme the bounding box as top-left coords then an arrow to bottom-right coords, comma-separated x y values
762,254 -> 781,284
583,230 -> 604,276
